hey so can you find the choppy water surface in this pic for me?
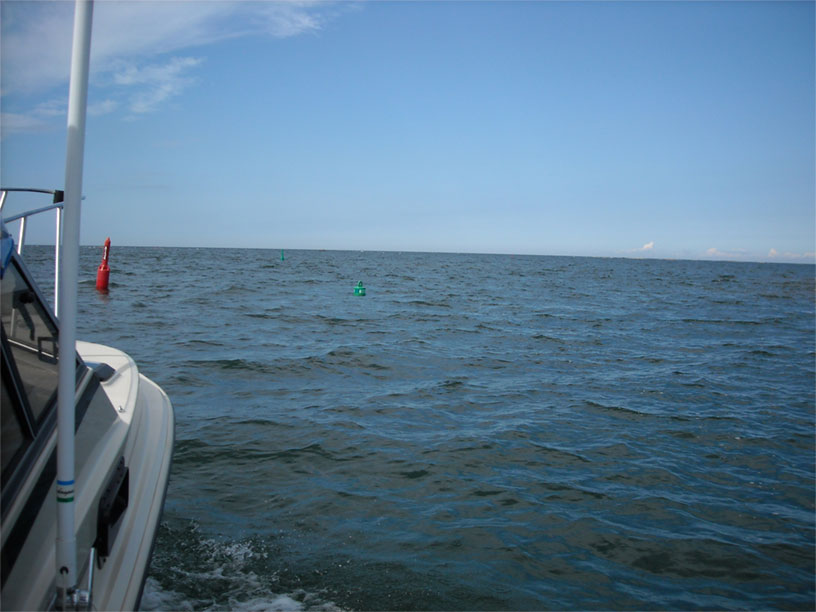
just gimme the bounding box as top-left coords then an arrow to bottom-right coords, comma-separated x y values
28,247 -> 816,610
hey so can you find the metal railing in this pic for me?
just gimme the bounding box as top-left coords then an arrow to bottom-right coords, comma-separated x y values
1,188 -> 65,316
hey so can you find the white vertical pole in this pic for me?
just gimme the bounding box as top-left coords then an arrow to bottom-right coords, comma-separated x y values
56,0 -> 93,604
55,207 -> 62,317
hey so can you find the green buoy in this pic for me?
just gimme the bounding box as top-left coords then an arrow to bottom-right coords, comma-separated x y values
354,281 -> 366,296
281,249 -> 285,261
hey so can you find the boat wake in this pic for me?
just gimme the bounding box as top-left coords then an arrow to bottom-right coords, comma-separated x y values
141,524 -> 343,612
141,577 -> 339,612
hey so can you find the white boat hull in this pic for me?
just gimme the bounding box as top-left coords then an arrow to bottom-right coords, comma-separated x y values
0,341 -> 174,611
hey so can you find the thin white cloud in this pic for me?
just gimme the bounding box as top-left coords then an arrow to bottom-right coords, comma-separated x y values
88,99 -> 118,116
705,247 -> 758,260
113,57 -> 203,115
1,97 -> 115,136
2,2 -> 329,95
700,247 -> 815,263
0,98 -> 66,137
113,58 -> 198,88
0,112 -> 50,135
706,247 -> 735,259
250,2 -> 325,38
1,0 -> 337,123
30,98 -> 66,118
768,248 -> 816,262
0,2 -> 74,96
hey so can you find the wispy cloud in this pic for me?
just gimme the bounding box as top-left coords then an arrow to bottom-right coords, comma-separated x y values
0,112 -> 50,136
1,1 -> 338,125
768,248 -> 816,262
705,247 -> 746,260
2,96 -> 116,136
1,98 -> 66,136
697,247 -> 815,263
249,1 -> 327,38
113,57 -> 204,116
88,99 -> 118,116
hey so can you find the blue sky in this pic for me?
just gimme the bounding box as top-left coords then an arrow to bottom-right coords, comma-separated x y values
2,1 -> 814,262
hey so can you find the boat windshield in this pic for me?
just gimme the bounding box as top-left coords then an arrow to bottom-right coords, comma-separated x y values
1,258 -> 60,425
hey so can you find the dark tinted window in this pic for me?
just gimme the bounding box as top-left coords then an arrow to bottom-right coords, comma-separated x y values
0,260 -> 59,422
1,367 -> 29,484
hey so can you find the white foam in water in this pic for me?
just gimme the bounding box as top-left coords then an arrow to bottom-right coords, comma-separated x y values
140,576 -> 194,611
140,528 -> 345,612
141,576 -> 343,612
223,595 -> 303,611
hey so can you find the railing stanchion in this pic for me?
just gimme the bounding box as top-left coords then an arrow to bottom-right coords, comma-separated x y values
0,191 -> 66,315
17,217 -> 26,255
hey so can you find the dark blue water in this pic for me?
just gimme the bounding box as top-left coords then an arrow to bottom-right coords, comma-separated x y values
27,247 -> 816,610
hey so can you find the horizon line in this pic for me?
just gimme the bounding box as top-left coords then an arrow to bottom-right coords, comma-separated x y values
23,243 -> 816,266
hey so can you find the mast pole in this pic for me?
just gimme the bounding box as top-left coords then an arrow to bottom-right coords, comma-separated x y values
56,0 -> 93,606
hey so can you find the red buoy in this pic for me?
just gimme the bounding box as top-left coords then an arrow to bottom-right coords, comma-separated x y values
96,237 -> 111,292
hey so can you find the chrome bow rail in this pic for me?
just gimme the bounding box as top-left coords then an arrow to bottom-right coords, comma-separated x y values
0,188 -> 65,316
